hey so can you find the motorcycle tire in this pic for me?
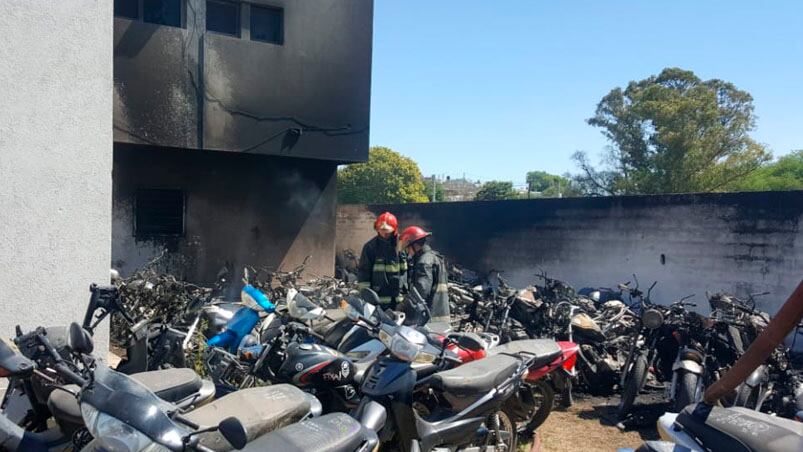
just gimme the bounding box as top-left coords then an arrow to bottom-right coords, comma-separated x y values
674,371 -> 698,412
468,408 -> 518,452
520,380 -> 555,436
617,354 -> 648,420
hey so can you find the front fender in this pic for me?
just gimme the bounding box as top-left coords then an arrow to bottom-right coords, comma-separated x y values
672,359 -> 704,375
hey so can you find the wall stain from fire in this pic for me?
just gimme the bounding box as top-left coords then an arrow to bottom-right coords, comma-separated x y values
337,191 -> 803,315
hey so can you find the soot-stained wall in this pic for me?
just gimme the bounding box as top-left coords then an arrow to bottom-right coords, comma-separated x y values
113,0 -> 373,162
337,192 -> 803,315
113,144 -> 336,285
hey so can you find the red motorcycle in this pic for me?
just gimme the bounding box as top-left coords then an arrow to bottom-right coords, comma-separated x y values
434,330 -> 579,434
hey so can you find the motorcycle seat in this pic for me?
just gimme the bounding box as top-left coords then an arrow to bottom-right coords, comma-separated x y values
489,339 -> 562,369
447,332 -> 487,351
676,403 -> 803,452
48,368 -> 213,427
243,413 -> 366,452
430,354 -> 521,396
129,367 -> 203,401
184,384 -> 312,451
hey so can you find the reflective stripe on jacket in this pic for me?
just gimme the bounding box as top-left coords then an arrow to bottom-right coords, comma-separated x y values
357,235 -> 407,304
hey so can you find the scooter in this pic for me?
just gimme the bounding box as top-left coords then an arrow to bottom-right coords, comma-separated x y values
1,322 -> 326,452
345,299 -> 572,452
0,325 -> 215,450
636,402 -> 803,451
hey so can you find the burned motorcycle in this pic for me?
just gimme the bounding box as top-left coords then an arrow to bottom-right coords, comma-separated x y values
617,290 -> 692,420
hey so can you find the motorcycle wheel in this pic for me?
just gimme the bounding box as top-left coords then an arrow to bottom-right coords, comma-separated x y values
617,354 -> 648,420
520,380 -> 555,436
473,408 -> 518,452
674,371 -> 698,412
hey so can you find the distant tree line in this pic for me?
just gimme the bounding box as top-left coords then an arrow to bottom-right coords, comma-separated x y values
338,68 -> 801,204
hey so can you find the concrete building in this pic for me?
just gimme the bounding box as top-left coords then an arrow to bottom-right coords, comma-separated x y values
111,0 -> 374,282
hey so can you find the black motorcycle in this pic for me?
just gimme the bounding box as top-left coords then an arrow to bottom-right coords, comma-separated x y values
617,290 -> 692,420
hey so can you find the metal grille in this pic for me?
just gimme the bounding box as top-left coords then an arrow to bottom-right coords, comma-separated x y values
135,189 -> 184,237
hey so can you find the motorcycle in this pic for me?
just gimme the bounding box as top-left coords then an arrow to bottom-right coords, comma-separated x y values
617,290 -> 692,420
345,298 -> 574,451
638,402 -> 803,452
668,309 -> 745,412
0,322 -> 341,452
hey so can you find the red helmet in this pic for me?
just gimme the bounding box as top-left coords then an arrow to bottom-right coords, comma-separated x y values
398,226 -> 432,249
374,212 -> 398,234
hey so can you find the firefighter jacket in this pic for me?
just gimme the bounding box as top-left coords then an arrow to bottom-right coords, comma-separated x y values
407,244 -> 450,323
357,235 -> 408,306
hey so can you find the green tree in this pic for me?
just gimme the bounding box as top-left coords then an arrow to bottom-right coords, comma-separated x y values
526,171 -> 583,197
474,181 -> 519,201
574,68 -> 770,195
338,146 -> 429,204
727,151 -> 803,191
424,177 -> 446,202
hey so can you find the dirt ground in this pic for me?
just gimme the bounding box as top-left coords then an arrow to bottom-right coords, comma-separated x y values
533,393 -> 663,452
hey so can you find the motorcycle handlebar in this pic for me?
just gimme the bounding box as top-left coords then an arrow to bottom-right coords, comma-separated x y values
54,362 -> 87,387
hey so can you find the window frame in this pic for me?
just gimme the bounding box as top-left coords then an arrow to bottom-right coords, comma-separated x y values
115,0 -> 186,29
114,0 -> 139,20
206,0 -> 241,38
249,4 -> 284,45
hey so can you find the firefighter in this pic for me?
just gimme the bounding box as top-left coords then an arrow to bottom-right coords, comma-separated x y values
398,226 -> 450,324
357,212 -> 407,308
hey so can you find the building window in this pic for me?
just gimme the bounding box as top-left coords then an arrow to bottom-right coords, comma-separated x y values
143,0 -> 183,27
115,0 -> 183,28
250,5 -> 283,44
135,189 -> 185,237
115,0 -> 139,19
206,0 -> 240,37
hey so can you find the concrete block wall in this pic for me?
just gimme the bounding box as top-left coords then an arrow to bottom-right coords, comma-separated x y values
337,191 -> 803,315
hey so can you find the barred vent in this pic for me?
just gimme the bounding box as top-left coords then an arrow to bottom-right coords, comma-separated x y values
135,189 -> 185,237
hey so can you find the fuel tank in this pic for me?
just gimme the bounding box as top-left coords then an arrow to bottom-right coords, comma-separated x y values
278,342 -> 357,388
571,313 -> 606,343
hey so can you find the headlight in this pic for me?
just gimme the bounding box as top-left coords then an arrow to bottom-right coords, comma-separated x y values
414,350 -> 437,364
642,309 -> 664,330
390,334 -> 423,362
81,404 -> 170,452
379,329 -> 393,348
388,327 -> 431,363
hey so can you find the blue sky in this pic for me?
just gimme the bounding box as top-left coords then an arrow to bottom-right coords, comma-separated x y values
369,1 -> 803,186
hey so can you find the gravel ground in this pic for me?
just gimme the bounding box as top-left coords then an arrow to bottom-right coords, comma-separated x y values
534,392 -> 664,452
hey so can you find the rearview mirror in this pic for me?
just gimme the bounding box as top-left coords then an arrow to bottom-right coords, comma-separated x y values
68,322 -> 94,355
218,416 -> 248,450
